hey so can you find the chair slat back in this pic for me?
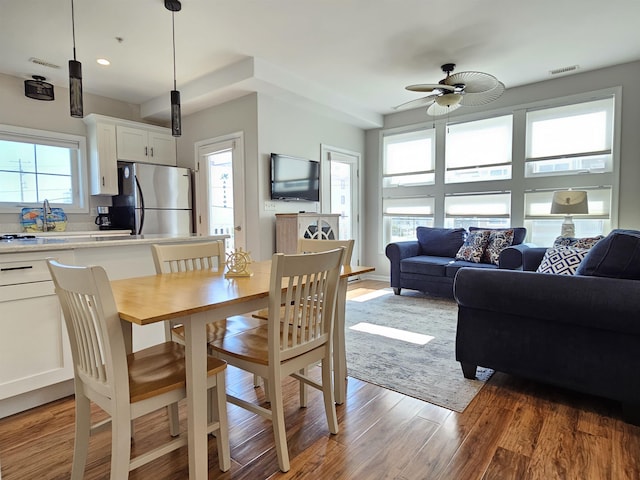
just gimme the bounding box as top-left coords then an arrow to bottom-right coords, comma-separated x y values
297,238 -> 354,265
47,259 -> 127,399
151,241 -> 225,273
268,248 -> 344,362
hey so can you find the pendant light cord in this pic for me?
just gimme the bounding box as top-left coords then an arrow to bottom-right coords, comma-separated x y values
172,11 -> 177,90
71,0 -> 77,61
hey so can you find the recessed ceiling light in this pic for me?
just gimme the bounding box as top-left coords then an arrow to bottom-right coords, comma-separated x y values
97,58 -> 110,66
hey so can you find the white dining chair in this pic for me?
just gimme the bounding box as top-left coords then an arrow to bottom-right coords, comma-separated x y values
46,259 -> 230,479
209,247 -> 345,472
253,239 -> 355,403
151,241 -> 265,397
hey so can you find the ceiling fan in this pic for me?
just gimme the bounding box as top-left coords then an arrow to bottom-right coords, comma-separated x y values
395,63 -> 505,116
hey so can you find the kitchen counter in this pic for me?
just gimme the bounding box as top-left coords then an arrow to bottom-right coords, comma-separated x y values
0,232 -> 229,253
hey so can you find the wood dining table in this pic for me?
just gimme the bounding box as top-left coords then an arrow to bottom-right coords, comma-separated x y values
111,259 -> 374,479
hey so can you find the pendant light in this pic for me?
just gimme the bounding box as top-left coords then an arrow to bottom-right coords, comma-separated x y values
165,0 -> 182,136
69,0 -> 83,118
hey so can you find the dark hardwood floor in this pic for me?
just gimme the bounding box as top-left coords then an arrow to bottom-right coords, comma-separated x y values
1,280 -> 639,479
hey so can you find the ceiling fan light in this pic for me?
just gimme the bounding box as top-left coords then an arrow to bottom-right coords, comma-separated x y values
435,93 -> 462,107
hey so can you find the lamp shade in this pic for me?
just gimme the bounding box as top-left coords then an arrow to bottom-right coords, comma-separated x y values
550,190 -> 589,214
435,93 -> 463,107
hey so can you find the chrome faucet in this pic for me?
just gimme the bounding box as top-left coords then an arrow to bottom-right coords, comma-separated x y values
42,199 -> 52,232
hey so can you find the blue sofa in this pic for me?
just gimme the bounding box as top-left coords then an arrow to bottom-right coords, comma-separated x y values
454,229 -> 640,424
385,226 -> 529,298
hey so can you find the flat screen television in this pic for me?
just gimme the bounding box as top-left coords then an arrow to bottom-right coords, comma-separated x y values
270,153 -> 320,201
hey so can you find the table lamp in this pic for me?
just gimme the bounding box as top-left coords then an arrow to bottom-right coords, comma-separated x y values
550,190 -> 588,237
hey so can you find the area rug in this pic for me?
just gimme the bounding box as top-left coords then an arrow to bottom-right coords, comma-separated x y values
345,288 -> 493,412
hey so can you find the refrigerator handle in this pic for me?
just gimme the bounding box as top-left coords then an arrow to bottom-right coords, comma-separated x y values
135,175 -> 145,235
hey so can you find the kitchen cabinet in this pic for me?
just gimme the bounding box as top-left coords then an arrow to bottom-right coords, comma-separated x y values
116,125 -> 176,166
84,117 -> 118,195
0,235 -> 228,418
275,213 -> 340,254
84,114 -> 177,196
0,250 -> 75,416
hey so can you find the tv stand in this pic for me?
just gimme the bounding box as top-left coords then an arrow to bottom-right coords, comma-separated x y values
275,213 -> 340,254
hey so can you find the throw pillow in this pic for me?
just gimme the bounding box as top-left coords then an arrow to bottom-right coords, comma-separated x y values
483,229 -> 515,265
553,235 -> 604,250
536,246 -> 590,275
469,226 -> 527,245
575,229 -> 640,279
416,227 -> 467,257
455,230 -> 491,263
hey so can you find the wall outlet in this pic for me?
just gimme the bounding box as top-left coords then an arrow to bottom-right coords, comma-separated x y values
264,201 -> 277,211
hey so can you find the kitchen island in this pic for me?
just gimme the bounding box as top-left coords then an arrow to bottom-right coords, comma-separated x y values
0,233 -> 228,418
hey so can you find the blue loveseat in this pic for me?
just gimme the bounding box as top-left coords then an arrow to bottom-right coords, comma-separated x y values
454,229 -> 640,424
385,226 -> 529,298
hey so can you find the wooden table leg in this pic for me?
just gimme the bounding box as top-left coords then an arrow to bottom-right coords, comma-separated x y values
183,313 -> 209,480
334,277 -> 348,405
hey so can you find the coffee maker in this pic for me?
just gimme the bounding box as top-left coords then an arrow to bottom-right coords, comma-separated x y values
95,206 -> 113,230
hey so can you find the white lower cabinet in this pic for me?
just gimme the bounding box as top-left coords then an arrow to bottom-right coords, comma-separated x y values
0,250 -> 75,416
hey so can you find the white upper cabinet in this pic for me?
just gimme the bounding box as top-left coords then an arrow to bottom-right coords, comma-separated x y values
116,125 -> 176,166
84,115 -> 177,195
84,116 -> 118,195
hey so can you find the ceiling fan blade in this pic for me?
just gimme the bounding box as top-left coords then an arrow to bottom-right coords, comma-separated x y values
459,81 -> 506,106
426,102 -> 462,117
406,83 -> 455,93
393,96 -> 436,111
446,71 -> 499,93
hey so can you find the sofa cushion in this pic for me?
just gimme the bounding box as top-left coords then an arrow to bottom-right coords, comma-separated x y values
416,227 -> 466,257
469,226 -> 527,246
400,256 -> 452,276
446,260 -> 499,278
537,246 -> 589,275
455,230 -> 491,263
576,229 -> 640,279
483,229 -> 514,265
553,235 -> 604,249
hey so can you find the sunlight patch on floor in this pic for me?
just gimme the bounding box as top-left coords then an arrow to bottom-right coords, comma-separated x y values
350,289 -> 394,302
349,322 -> 434,345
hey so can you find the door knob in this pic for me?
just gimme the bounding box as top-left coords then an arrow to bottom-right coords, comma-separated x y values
234,226 -> 242,231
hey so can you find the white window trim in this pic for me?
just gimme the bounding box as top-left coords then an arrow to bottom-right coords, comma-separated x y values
0,124 -> 88,214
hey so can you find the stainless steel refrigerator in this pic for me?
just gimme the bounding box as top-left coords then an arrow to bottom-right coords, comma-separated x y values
111,162 -> 193,235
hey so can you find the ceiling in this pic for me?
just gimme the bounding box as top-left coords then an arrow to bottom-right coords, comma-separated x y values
3,0 -> 640,129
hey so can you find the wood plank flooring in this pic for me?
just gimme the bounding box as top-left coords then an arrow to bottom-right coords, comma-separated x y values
1,280 -> 639,479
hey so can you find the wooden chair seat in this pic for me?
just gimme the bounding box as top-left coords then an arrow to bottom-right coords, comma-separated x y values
128,341 -> 226,403
171,315 -> 266,346
210,319 -> 326,366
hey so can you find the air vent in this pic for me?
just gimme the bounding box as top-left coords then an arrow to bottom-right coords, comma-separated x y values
549,65 -> 580,76
28,57 -> 61,69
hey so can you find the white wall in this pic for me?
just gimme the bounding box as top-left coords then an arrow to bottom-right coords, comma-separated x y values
177,93 -> 260,255
363,60 -> 640,279
255,94 -> 365,260
178,92 -> 365,261
0,73 -> 147,232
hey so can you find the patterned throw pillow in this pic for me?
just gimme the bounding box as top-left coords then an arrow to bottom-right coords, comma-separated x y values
455,230 -> 491,263
482,229 -> 515,265
553,235 -> 604,250
536,246 -> 590,275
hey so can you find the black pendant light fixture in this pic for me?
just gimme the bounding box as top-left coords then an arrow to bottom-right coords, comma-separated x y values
165,0 -> 182,137
69,0 -> 83,118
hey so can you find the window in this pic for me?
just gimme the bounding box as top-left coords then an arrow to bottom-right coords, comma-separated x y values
383,197 -> 434,243
445,115 -> 512,183
379,88 -> 619,251
444,193 -> 511,229
524,188 -> 612,246
525,97 -> 614,177
0,124 -> 87,212
383,129 -> 435,187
